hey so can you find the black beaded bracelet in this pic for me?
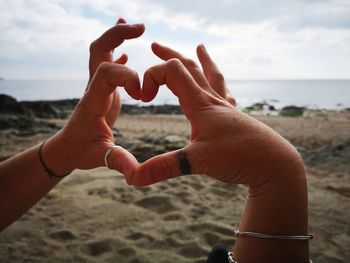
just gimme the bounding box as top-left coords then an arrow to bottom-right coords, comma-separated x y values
39,140 -> 71,179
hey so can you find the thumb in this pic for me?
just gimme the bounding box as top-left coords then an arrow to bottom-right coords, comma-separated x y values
129,148 -> 192,186
106,146 -> 139,180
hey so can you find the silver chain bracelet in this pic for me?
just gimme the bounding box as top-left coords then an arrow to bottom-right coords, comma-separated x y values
229,230 -> 313,262
234,230 -> 313,240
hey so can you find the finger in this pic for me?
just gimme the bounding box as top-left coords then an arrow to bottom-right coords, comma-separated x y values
129,141 -> 224,186
107,146 -> 139,180
91,23 -> 145,53
83,62 -> 141,115
141,59 -> 209,111
151,42 -> 219,96
128,150 -> 185,186
104,91 -> 120,128
196,45 -> 226,96
114,53 -> 128,64
196,44 -> 236,106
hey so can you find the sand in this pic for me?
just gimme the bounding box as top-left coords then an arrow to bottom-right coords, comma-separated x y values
0,111 -> 350,262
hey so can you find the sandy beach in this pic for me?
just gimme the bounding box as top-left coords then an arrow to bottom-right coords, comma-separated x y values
0,102 -> 349,262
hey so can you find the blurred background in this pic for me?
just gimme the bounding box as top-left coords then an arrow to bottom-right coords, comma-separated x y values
0,0 -> 349,109
1,1 -> 350,263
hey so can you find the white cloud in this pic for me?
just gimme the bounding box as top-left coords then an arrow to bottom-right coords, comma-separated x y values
0,0 -> 350,79
0,1 -> 105,55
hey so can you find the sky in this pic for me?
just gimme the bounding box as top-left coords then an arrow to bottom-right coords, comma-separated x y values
0,0 -> 350,80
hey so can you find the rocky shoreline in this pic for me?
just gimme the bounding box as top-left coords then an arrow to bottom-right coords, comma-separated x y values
0,94 -> 185,119
3,93 -> 342,120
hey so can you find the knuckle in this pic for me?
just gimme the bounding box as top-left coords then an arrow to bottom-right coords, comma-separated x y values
145,66 -> 155,76
166,58 -> 183,76
89,40 -> 99,53
167,58 -> 182,69
97,61 -> 114,76
210,72 -> 225,83
183,58 -> 198,68
130,68 -> 139,78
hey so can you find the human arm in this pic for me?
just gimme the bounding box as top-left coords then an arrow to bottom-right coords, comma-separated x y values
0,63 -> 141,232
0,20 -> 144,232
126,43 -> 309,262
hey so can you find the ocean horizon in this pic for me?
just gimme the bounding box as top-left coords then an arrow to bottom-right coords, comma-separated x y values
1,79 -> 349,110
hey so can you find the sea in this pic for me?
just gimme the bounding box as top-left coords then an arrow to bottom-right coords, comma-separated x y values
0,79 -> 349,110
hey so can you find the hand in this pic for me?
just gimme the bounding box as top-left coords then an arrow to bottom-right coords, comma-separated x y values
44,20 -> 145,176
88,18 -> 145,127
44,62 -> 141,175
0,22 -> 145,233
127,43 -> 305,191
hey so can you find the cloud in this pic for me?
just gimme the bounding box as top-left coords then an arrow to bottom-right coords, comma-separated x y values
0,0 -> 349,79
0,0 -> 107,78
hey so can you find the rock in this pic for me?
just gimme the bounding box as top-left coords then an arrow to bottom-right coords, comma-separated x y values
268,105 -> 276,111
0,94 -> 61,136
49,230 -> 77,240
129,143 -> 164,162
149,104 -> 183,114
244,103 -> 264,112
299,139 -> 350,172
133,143 -> 155,153
243,102 -> 276,115
134,195 -> 177,213
163,135 -> 188,150
117,138 -> 142,150
0,115 -> 35,130
279,105 -> 305,117
49,99 -> 79,111
120,134 -> 188,162
22,101 -> 67,119
121,104 -> 183,115
0,114 -> 59,135
0,94 -> 30,116
112,127 -> 122,138
326,184 -> 350,198
163,135 -> 187,144
0,94 -> 67,119
1,95 -> 184,117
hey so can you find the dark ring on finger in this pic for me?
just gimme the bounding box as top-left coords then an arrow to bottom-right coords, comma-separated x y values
176,149 -> 192,175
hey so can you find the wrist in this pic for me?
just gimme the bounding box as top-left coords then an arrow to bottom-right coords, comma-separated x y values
41,132 -> 75,177
238,151 -> 309,240
235,174 -> 309,262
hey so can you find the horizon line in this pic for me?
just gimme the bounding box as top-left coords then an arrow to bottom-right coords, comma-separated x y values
1,78 -> 350,81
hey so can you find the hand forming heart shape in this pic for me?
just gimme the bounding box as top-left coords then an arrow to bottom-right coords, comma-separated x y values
47,19 -> 305,194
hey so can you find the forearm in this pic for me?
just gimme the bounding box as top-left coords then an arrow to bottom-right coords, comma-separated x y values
0,135 -> 72,232
234,159 -> 309,262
